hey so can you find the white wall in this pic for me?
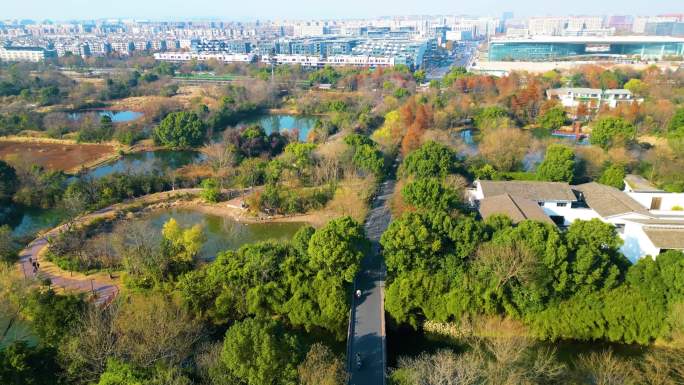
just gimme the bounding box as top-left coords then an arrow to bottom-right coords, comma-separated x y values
541,203 -> 601,225
627,192 -> 684,212
620,222 -> 660,263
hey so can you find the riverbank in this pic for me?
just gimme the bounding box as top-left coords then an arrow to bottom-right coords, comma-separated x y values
175,199 -> 321,225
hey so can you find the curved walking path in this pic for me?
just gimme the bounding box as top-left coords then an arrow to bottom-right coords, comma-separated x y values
16,188 -> 211,305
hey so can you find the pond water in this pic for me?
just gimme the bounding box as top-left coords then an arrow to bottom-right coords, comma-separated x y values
454,129 -> 549,172
86,150 -> 205,179
242,114 -> 319,142
114,208 -> 305,260
0,315 -> 37,348
9,206 -> 67,239
550,132 -> 591,146
69,110 -> 144,123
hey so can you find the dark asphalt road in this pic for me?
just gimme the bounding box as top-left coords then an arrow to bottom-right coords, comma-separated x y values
349,179 -> 395,385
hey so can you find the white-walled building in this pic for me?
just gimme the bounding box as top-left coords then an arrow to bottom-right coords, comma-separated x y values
154,52 -> 255,63
546,88 -> 639,110
468,179 -> 684,263
0,46 -> 56,62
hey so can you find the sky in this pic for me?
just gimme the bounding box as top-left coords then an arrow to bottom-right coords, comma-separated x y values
3,0 -> 683,22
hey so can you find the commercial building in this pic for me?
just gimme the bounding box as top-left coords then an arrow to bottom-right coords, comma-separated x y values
468,178 -> 684,262
489,36 -> 684,61
645,22 -> 684,37
0,45 -> 56,62
633,16 -> 681,34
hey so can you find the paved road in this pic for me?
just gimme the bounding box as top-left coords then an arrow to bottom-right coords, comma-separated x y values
349,179 -> 395,385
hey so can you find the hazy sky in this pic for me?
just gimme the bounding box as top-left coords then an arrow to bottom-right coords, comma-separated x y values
4,0 -> 683,21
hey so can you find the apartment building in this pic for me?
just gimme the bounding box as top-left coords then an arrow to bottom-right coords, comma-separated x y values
109,40 -> 134,55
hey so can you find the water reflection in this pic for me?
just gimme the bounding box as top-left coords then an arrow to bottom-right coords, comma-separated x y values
112,208 -> 304,260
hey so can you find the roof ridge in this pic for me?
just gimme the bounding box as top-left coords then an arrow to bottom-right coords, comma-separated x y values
506,193 -> 529,220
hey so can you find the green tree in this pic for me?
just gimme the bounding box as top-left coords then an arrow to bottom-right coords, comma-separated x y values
442,66 -> 468,87
401,178 -> 460,211
413,70 -> 426,84
532,285 -> 667,344
536,106 -> 567,131
667,108 -> 684,155
0,225 -> 17,262
669,108 -> 684,132
345,134 -> 385,176
352,143 -> 384,176
221,318 -> 301,385
200,178 -> 220,203
624,78 -> 647,96
307,216 -> 367,283
589,117 -> 636,149
598,164 -> 626,189
401,141 -> 458,178
536,144 -> 575,183
385,269 -> 450,327
474,106 -> 509,130
97,359 -> 144,385
0,160 -> 18,202
154,111 -> 206,148
627,250 -> 684,302
565,219 -> 629,294
0,342 -> 60,385
25,289 -> 87,347
161,218 -> 206,267
381,211 -> 485,275
284,142 -> 317,170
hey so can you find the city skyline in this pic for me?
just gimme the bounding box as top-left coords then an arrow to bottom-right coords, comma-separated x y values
3,0 -> 683,22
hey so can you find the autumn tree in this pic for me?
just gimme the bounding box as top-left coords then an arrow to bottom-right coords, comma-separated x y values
479,127 -> 530,171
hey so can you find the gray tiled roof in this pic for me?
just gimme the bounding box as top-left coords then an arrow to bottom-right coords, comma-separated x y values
478,180 -> 577,202
643,227 -> 684,249
575,182 -> 650,218
478,193 -> 554,224
624,174 -> 663,193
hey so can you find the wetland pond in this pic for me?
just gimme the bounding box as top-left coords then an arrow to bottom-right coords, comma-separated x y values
112,207 -> 305,260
